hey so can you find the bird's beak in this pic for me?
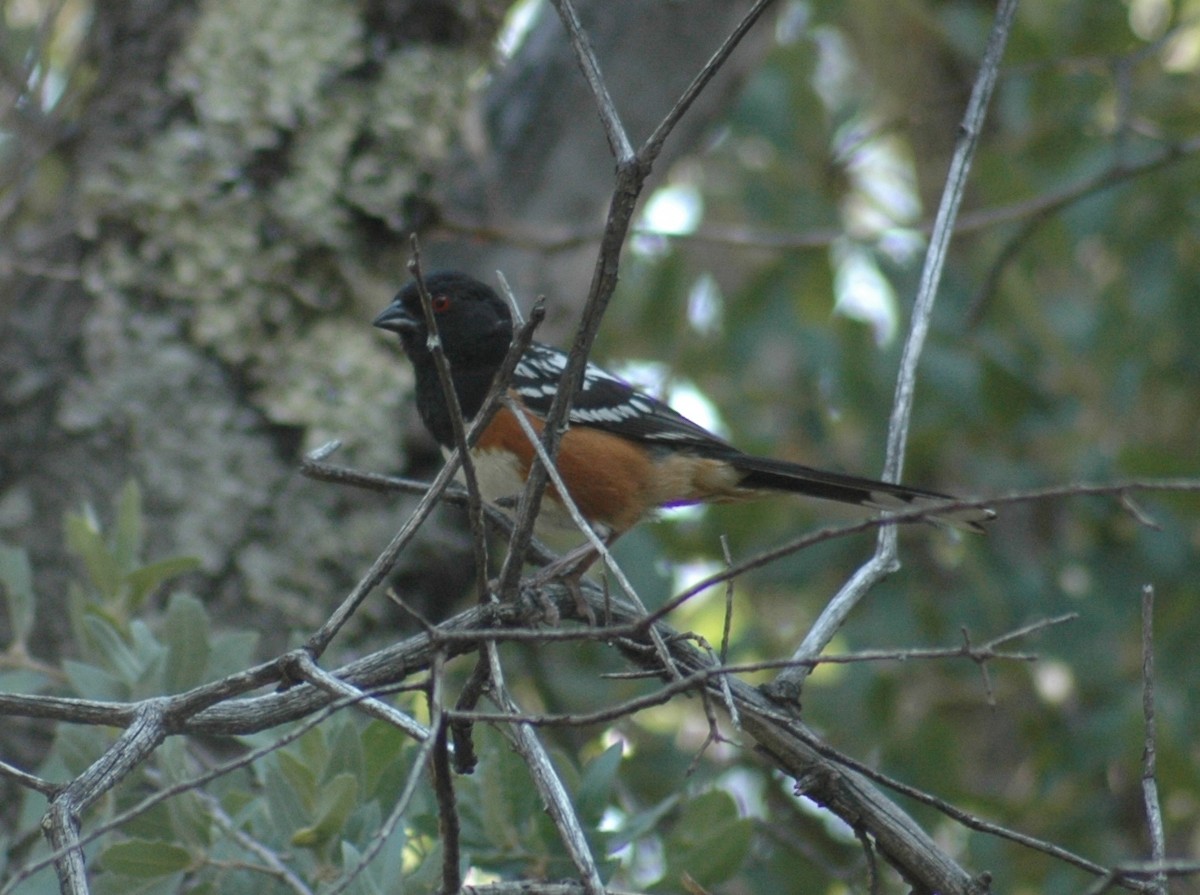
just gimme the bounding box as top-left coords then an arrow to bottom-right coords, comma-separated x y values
372,302 -> 420,334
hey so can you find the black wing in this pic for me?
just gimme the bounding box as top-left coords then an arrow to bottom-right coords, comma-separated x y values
512,343 -> 732,451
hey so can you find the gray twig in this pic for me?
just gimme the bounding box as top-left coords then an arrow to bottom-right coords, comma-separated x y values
1139,584 -> 1168,895
772,0 -> 1021,699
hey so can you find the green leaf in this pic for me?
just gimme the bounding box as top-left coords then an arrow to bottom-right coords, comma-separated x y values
0,543 -> 35,644
339,840 -> 384,895
81,614 -> 144,684
124,622 -> 168,698
126,555 -> 201,613
661,790 -> 752,889
163,592 -> 211,692
265,765 -> 311,842
291,772 -> 359,848
325,715 -> 366,787
0,668 -> 51,696
361,719 -> 408,797
112,479 -> 144,573
63,659 -> 124,702
276,750 -> 318,808
575,743 -> 623,823
361,812 -> 408,893
608,793 -> 679,853
206,629 -> 260,680
99,839 -> 192,878
64,505 -> 122,601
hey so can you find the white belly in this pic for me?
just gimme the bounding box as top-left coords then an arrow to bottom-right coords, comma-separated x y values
448,448 -> 580,534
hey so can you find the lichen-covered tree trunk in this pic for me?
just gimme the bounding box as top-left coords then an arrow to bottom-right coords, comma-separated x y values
0,0 -> 768,658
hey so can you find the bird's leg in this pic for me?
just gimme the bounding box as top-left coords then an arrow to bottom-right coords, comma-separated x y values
526,534 -> 622,625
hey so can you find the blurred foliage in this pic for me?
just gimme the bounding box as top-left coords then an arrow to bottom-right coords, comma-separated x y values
4,0 -> 1200,892
594,0 -> 1200,890
0,488 -> 759,893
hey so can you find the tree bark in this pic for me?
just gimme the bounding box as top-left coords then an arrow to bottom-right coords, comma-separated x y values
1,0 -> 773,656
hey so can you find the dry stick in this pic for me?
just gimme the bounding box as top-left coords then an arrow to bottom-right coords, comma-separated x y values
548,0 -> 634,163
498,395 -> 626,588
407,246 -> 492,601
450,655 -> 490,775
0,758 -> 58,797
499,395 -> 682,678
304,301 -> 545,659
483,639 -> 607,895
431,713 -> 461,895
1083,861 -> 1200,895
23,690 -> 429,894
6,585 -> 1066,893
2,583 -> 1060,892
5,684 -> 422,895
622,608 -> 982,894
439,125 -> 1200,258
326,654 -> 448,895
298,458 -> 559,567
772,0 -> 1021,700
44,699 -> 169,895
967,133 -> 1200,325
495,0 -> 776,601
445,617 -> 1048,730
288,651 -> 429,741
1139,584 -> 1168,895
853,825 -> 880,895
199,789 -> 316,895
665,480 -> 1199,629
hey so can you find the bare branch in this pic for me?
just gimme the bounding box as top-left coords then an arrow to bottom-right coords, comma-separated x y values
200,789 -> 316,895
44,700 -> 169,893
305,299 -> 545,658
774,0 -> 1021,699
495,0 -> 774,601
1139,584 -> 1168,895
666,480 -> 1199,638
326,655 -> 447,895
286,651 -> 429,741
640,0 -> 777,163
485,639 -> 606,895
408,244 -> 493,601
547,0 -> 634,162
0,758 -> 59,797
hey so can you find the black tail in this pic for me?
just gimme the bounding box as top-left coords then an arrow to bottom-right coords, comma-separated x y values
730,454 -> 993,533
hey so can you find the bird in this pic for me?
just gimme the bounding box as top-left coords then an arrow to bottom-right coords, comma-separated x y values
373,271 -> 993,551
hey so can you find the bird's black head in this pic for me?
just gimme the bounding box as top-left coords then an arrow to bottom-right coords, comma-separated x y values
373,271 -> 513,371
374,272 -> 515,444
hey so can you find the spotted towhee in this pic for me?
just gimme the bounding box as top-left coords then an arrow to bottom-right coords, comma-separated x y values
373,272 -> 992,543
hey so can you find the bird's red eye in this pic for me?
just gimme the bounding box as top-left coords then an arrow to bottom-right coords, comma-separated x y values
431,294 -> 451,312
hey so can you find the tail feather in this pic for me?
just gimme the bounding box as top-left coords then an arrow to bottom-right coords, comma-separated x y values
729,454 -> 994,533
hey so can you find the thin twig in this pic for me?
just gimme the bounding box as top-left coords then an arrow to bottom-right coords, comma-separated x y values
305,301 -> 544,658
408,244 -> 492,602
773,0 -> 1021,700
498,394 -> 682,678
0,758 -> 59,797
484,638 -> 606,895
432,711 -> 461,894
326,654 -> 448,895
547,0 -> 634,163
664,480 -> 1198,633
640,0 -> 777,163
200,789 -> 316,895
297,457 -> 558,566
1139,584 -> 1167,895
286,651 -> 429,741
495,0 -> 774,602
